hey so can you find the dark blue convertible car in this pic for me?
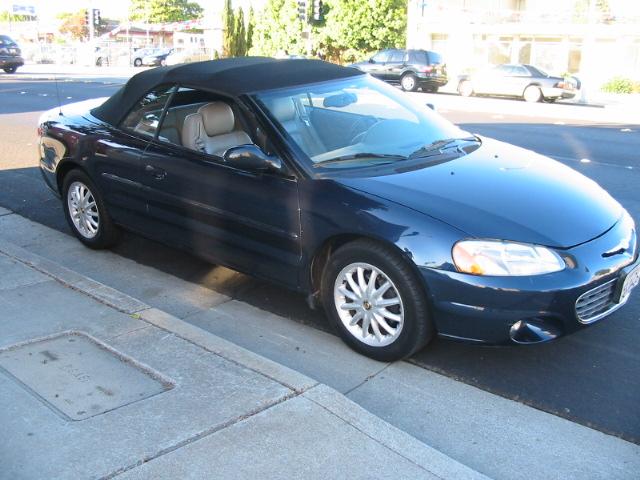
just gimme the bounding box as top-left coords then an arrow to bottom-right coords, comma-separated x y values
38,58 -> 639,360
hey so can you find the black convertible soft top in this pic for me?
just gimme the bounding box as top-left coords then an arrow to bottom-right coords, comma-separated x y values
92,57 -> 363,126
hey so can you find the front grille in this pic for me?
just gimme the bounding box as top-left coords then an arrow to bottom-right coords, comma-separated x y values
575,279 -> 618,323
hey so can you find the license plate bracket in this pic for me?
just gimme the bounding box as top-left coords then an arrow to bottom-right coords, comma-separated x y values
616,263 -> 640,304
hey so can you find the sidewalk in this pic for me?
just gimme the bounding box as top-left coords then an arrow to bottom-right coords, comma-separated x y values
0,207 -> 486,479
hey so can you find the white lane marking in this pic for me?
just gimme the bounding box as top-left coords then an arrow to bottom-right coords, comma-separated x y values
554,121 -> 566,125
549,154 -> 634,170
580,158 -> 591,163
621,128 -> 633,132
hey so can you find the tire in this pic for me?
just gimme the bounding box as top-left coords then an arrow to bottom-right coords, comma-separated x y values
400,73 -> 418,92
62,169 -> 119,249
458,80 -> 473,97
96,57 -> 103,67
523,85 -> 542,103
321,239 -> 434,361
3,66 -> 17,73
134,58 -> 142,67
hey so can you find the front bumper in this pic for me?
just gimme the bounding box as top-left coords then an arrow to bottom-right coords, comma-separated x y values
421,215 -> 638,344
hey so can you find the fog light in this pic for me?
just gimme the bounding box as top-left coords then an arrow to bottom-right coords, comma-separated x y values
509,318 -> 562,344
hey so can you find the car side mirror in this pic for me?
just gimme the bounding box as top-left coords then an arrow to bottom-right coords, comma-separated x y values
224,144 -> 283,173
426,102 -> 437,112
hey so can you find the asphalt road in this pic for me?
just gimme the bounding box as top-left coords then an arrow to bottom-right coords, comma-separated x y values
1,78 -> 639,444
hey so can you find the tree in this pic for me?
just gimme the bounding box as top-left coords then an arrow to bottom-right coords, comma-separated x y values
249,0 -> 305,56
235,7 -> 247,57
0,11 -> 33,22
315,0 -> 407,62
222,0 -> 235,57
129,0 -> 203,23
58,11 -> 89,40
246,6 -> 255,54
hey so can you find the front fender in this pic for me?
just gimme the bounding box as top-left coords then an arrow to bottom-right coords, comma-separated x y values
299,179 -> 466,291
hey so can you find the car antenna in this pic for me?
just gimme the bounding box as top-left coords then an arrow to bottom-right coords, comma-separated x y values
54,75 -> 63,116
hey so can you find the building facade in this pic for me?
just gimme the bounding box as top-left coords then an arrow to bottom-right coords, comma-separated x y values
407,0 -> 640,86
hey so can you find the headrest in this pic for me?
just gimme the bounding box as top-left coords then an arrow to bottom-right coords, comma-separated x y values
269,97 -> 297,122
197,102 -> 235,136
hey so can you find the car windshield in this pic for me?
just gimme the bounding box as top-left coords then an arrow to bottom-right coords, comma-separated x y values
254,76 -> 468,170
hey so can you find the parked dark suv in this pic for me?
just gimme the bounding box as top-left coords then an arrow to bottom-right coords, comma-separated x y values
0,35 -> 24,73
350,49 -> 447,92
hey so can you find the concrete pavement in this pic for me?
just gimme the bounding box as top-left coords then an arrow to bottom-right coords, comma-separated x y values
0,207 -> 638,479
0,206 -> 486,479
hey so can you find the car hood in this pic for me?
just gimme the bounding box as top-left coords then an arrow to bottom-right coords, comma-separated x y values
338,138 -> 622,248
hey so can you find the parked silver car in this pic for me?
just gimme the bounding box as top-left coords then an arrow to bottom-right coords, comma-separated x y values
457,64 -> 577,103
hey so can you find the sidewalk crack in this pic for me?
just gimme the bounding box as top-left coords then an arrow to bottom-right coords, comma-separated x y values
343,362 -> 391,395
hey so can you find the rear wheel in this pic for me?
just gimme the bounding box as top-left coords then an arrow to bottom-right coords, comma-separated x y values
321,239 -> 434,361
3,66 -> 17,74
458,80 -> 473,97
400,73 -> 418,92
62,170 -> 119,249
134,58 -> 142,67
523,85 -> 542,103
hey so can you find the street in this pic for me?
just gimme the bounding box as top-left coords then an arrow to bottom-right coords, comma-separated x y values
1,74 -> 639,452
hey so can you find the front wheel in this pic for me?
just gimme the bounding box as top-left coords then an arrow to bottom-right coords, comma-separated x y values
321,240 -> 434,361
62,170 -> 119,249
400,73 -> 418,92
3,66 -> 17,74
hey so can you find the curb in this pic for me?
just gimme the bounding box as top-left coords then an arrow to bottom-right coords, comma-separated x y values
0,218 -> 490,480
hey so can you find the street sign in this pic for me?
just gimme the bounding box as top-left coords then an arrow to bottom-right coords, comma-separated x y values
11,4 -> 36,16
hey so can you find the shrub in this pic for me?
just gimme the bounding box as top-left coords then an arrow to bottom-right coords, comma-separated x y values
600,76 -> 640,94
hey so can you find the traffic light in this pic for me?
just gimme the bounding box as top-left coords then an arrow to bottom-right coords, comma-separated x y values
297,1 -> 307,21
84,9 -> 90,26
312,0 -> 323,21
93,9 -> 101,26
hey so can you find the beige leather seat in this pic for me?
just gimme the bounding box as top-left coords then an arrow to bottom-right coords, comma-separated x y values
182,102 -> 251,156
268,97 -> 325,156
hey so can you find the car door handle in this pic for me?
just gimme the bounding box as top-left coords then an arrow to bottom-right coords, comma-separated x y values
145,164 -> 166,180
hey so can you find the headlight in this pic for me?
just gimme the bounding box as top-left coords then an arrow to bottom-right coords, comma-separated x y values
452,240 -> 565,276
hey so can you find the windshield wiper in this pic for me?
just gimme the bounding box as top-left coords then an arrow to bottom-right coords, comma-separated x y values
313,152 -> 406,167
408,136 -> 480,160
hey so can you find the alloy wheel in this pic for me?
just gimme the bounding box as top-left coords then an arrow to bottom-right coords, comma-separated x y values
67,181 -> 100,239
333,262 -> 405,347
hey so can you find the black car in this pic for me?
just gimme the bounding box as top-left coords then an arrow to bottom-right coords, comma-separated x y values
141,48 -> 173,67
0,34 -> 24,73
458,64 -> 577,103
37,58 -> 639,361
350,49 -> 447,92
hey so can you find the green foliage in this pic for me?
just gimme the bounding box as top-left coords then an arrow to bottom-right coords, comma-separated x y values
246,7 -> 255,54
0,11 -> 32,22
222,0 -> 235,57
58,11 -> 89,40
601,76 -> 640,94
249,0 -> 305,56
129,0 -> 203,23
314,0 -> 407,62
235,8 -> 247,57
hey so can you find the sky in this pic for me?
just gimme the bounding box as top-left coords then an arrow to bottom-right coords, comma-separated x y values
0,1 -> 267,21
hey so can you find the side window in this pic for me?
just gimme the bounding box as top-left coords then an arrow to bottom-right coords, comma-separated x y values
512,66 -> 530,76
121,85 -> 176,138
410,51 -> 428,64
496,65 -> 512,76
156,87 -> 254,158
389,50 -> 405,63
371,50 -> 390,63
